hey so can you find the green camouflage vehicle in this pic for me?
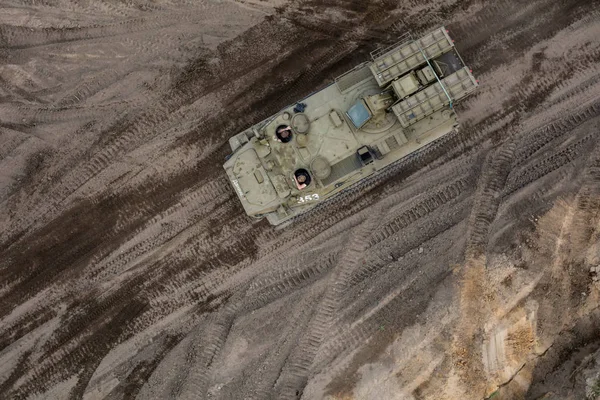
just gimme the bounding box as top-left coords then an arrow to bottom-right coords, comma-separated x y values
224,26 -> 478,225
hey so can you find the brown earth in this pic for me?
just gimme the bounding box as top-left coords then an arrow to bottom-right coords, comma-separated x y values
1,0 -> 600,399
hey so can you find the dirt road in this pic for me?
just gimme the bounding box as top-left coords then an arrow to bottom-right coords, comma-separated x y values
1,0 -> 600,399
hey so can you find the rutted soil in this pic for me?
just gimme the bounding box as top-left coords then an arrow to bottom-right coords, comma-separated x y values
1,0 -> 600,399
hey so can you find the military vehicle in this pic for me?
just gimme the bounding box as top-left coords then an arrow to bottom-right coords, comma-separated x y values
223,26 -> 478,225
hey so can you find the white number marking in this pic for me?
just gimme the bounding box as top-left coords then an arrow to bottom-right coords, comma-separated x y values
297,194 -> 319,204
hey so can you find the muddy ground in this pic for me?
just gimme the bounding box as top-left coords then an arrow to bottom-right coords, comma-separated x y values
1,0 -> 600,399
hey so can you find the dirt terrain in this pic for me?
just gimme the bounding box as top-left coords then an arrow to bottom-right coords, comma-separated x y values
1,0 -> 600,399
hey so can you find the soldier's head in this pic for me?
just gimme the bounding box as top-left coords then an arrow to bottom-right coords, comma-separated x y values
279,128 -> 290,138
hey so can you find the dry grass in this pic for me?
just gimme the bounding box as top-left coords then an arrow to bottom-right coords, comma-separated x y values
451,256 -> 495,396
506,325 -> 535,363
330,393 -> 354,400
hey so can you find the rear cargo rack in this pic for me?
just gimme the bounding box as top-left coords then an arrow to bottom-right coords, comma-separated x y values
370,32 -> 412,60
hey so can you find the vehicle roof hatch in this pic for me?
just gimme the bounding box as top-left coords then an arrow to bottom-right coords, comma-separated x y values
346,99 -> 372,128
232,149 -> 278,206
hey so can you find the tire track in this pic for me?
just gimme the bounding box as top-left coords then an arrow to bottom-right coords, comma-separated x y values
7,276 -> 148,399
243,291 -> 320,400
453,0 -> 600,75
0,17 -> 179,49
511,100 -> 600,169
563,140 -> 600,255
243,250 -> 341,314
345,177 -> 475,288
466,143 -> 516,256
449,133 -> 517,395
54,65 -> 143,108
0,101 -> 139,124
313,198 -> 471,373
86,177 -> 232,283
174,285 -> 251,399
504,131 -> 597,197
368,176 -> 473,246
274,212 -> 382,399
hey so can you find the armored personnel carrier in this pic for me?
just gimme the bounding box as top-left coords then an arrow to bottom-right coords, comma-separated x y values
224,26 -> 478,225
